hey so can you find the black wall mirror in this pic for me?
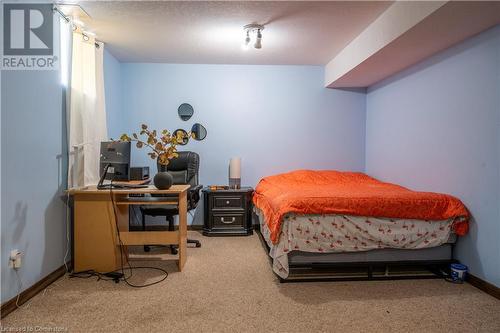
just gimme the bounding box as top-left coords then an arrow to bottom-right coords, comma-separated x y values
178,103 -> 194,121
191,123 -> 207,141
173,129 -> 189,145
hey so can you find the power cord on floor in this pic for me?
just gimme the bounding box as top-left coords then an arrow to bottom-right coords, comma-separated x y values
109,179 -> 169,288
69,269 -> 130,283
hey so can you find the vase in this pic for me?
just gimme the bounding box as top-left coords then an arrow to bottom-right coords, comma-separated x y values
153,172 -> 173,190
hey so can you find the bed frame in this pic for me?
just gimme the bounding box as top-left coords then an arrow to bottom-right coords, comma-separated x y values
254,221 -> 455,283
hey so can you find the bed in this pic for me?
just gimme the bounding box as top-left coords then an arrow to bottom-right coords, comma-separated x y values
252,170 -> 469,281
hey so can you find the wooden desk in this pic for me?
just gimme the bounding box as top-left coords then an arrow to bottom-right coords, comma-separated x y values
68,185 -> 189,273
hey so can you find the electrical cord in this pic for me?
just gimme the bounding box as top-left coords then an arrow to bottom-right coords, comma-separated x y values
13,265 -> 66,309
69,269 -> 130,282
64,191 -> 71,272
14,268 -> 25,308
12,256 -> 69,309
9,250 -> 26,308
109,178 -> 169,288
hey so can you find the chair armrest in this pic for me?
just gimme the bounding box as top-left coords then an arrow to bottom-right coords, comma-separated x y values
187,185 -> 203,209
189,185 -> 203,193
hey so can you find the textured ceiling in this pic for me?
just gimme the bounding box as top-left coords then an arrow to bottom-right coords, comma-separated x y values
74,1 -> 392,64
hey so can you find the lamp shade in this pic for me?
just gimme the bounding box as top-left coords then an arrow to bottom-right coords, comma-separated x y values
229,157 -> 241,178
229,157 -> 241,188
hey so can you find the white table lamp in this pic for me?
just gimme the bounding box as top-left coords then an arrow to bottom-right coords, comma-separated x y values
229,157 -> 241,189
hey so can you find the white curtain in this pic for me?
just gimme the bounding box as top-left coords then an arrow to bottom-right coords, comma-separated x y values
67,33 -> 108,188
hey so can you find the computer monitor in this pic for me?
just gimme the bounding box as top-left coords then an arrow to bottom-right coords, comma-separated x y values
99,141 -> 131,181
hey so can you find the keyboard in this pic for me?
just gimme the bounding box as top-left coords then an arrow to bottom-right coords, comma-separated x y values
113,183 -> 149,189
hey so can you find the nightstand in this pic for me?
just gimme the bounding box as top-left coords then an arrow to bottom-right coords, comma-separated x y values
202,187 -> 254,236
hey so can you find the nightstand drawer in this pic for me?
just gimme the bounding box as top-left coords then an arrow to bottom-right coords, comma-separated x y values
212,213 -> 245,229
212,196 -> 244,210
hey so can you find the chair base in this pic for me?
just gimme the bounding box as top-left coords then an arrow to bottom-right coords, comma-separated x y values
188,239 -> 202,247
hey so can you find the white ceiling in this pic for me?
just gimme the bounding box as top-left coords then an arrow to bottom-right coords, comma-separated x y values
73,1 -> 392,65
326,1 -> 500,87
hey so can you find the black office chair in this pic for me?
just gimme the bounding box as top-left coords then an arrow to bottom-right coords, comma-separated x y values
140,151 -> 202,254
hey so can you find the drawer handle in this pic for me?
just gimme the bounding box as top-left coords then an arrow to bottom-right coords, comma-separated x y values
220,217 -> 236,224
226,200 -> 230,205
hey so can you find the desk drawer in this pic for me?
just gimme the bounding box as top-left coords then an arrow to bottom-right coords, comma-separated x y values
211,213 -> 245,229
212,196 -> 244,210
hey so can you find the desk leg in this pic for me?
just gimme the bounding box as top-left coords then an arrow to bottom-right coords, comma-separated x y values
73,194 -> 121,273
178,191 -> 187,271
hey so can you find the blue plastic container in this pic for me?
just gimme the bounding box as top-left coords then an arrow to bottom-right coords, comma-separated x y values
450,263 -> 468,283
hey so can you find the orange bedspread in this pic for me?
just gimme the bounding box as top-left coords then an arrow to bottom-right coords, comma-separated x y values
253,170 -> 469,244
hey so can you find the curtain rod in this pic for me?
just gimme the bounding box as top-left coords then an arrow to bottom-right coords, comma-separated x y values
53,4 -> 101,49
53,5 -> 70,23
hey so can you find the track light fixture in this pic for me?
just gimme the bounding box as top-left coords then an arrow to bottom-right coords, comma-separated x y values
242,30 -> 251,50
242,24 -> 264,50
254,29 -> 262,49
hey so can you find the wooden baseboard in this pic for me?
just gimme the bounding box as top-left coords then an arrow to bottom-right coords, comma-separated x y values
1,264 -> 67,319
467,273 -> 500,300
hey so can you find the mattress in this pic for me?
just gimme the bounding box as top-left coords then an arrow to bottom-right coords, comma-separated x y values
255,208 -> 456,279
253,170 -> 469,245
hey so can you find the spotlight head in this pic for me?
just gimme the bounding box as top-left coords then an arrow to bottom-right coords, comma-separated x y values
241,31 -> 251,51
254,29 -> 262,49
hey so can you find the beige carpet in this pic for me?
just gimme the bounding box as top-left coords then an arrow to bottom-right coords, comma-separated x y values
2,232 -> 499,333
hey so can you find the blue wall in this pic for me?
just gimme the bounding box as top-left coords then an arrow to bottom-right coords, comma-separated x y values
116,64 -> 367,188
1,69 -> 68,302
104,50 -> 124,140
365,26 -> 500,287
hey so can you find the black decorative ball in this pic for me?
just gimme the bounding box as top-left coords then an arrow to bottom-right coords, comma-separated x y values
153,172 -> 173,190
